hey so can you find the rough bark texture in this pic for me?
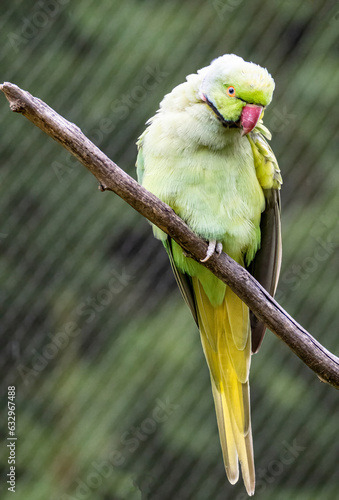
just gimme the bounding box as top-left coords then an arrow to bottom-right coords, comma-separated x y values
1,81 -> 338,389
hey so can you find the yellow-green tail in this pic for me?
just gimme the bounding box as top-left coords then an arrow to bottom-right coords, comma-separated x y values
192,277 -> 255,496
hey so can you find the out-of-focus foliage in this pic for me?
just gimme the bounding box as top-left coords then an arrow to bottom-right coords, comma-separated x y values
1,1 -> 338,499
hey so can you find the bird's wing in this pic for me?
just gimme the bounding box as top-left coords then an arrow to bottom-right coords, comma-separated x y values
247,129 -> 282,353
163,238 -> 198,326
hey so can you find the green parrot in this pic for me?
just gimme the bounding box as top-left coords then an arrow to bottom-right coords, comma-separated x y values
136,54 -> 282,496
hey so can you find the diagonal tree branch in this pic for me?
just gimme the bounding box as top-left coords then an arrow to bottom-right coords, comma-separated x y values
1,81 -> 338,389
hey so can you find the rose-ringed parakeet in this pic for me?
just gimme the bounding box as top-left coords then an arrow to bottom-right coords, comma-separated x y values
136,54 -> 282,496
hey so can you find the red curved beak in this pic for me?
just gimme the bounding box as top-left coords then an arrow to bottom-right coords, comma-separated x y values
240,104 -> 263,135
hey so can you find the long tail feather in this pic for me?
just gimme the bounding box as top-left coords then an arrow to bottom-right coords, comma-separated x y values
192,277 -> 255,495
211,382 -> 239,484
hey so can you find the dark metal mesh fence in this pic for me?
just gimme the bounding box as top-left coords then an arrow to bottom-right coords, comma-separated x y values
1,1 -> 338,499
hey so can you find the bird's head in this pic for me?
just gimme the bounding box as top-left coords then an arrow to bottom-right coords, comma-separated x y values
199,54 -> 275,135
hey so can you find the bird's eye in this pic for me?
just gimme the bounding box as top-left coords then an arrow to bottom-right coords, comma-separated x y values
226,86 -> 236,97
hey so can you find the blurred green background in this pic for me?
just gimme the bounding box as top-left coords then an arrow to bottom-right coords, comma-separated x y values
1,1 -> 339,499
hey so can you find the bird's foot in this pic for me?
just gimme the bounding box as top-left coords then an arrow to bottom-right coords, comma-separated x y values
200,240 -> 223,262
216,242 -> 223,255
